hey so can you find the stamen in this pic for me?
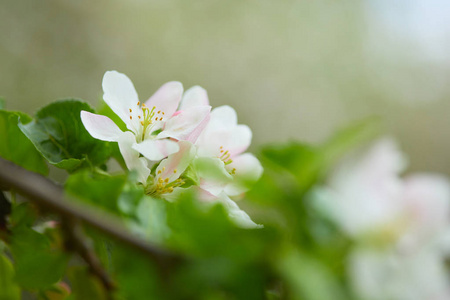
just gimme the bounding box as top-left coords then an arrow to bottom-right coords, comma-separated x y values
137,101 -> 140,106
130,116 -> 132,120
173,169 -> 177,173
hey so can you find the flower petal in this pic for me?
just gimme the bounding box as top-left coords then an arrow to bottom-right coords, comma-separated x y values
217,193 -> 262,229
156,141 -> 195,183
184,113 -> 210,144
102,71 -> 139,125
197,124 -> 252,158
118,131 -> 150,184
178,86 -> 209,110
145,81 -> 183,117
208,105 -> 238,130
157,105 -> 211,141
225,153 -> 263,196
80,111 -> 123,142
194,157 -> 233,196
133,139 -> 180,161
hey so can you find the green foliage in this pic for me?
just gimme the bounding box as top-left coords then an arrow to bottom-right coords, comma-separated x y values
0,100 -> 379,300
9,203 -> 69,290
65,171 -> 127,214
0,253 -> 21,300
18,100 -> 112,172
68,266 -> 107,300
0,110 -> 48,175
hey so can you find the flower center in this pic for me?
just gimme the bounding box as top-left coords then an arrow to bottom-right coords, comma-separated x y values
219,146 -> 236,174
145,167 -> 185,196
219,146 -> 233,165
129,102 -> 167,142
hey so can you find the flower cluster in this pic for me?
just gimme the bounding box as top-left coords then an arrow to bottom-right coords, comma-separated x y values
81,71 -> 263,228
317,138 -> 450,300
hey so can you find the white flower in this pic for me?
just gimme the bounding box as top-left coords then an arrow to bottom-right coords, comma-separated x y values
317,137 -> 450,300
81,71 -> 210,184
194,105 -> 263,197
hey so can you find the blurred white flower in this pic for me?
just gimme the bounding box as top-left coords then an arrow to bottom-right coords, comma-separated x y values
317,137 -> 450,300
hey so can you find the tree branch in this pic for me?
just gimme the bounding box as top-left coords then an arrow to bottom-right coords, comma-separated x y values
0,157 -> 183,275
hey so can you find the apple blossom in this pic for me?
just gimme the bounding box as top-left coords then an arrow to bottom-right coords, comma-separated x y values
317,137 -> 450,300
81,71 -> 210,183
145,141 -> 195,197
194,105 -> 263,197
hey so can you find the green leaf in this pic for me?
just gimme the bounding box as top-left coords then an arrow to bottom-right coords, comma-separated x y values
68,266 -> 107,300
65,170 -> 127,214
0,98 -> 5,110
277,248 -> 345,300
112,245 -> 163,300
320,117 -> 381,168
0,253 -> 21,300
18,100 -> 112,172
260,118 -> 380,193
11,225 -> 69,289
0,110 -> 48,175
9,203 -> 69,289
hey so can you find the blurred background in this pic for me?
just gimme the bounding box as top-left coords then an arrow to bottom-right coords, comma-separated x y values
1,0 -> 449,174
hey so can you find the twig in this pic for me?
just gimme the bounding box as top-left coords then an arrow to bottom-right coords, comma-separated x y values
0,157 -> 183,274
61,217 -> 115,293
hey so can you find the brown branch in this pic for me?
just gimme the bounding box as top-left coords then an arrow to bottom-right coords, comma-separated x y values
0,157 -> 183,278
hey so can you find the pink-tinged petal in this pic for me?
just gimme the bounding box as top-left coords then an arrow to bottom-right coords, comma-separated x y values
80,111 -> 123,142
102,71 -> 139,125
156,141 -> 195,183
194,157 -> 233,196
184,113 -> 210,143
157,106 -> 211,141
208,105 -> 238,130
224,153 -> 263,196
178,86 -> 209,110
118,132 -> 150,184
133,139 -> 180,161
145,81 -> 183,117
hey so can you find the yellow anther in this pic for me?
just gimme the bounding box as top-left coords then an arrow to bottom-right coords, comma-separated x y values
164,178 -> 169,183
129,116 -> 132,120
157,111 -> 161,114
173,169 -> 177,173
157,170 -> 162,174
162,112 -> 165,115
140,121 -> 144,126
162,167 -> 166,171
137,101 -> 140,105
138,116 -> 141,119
